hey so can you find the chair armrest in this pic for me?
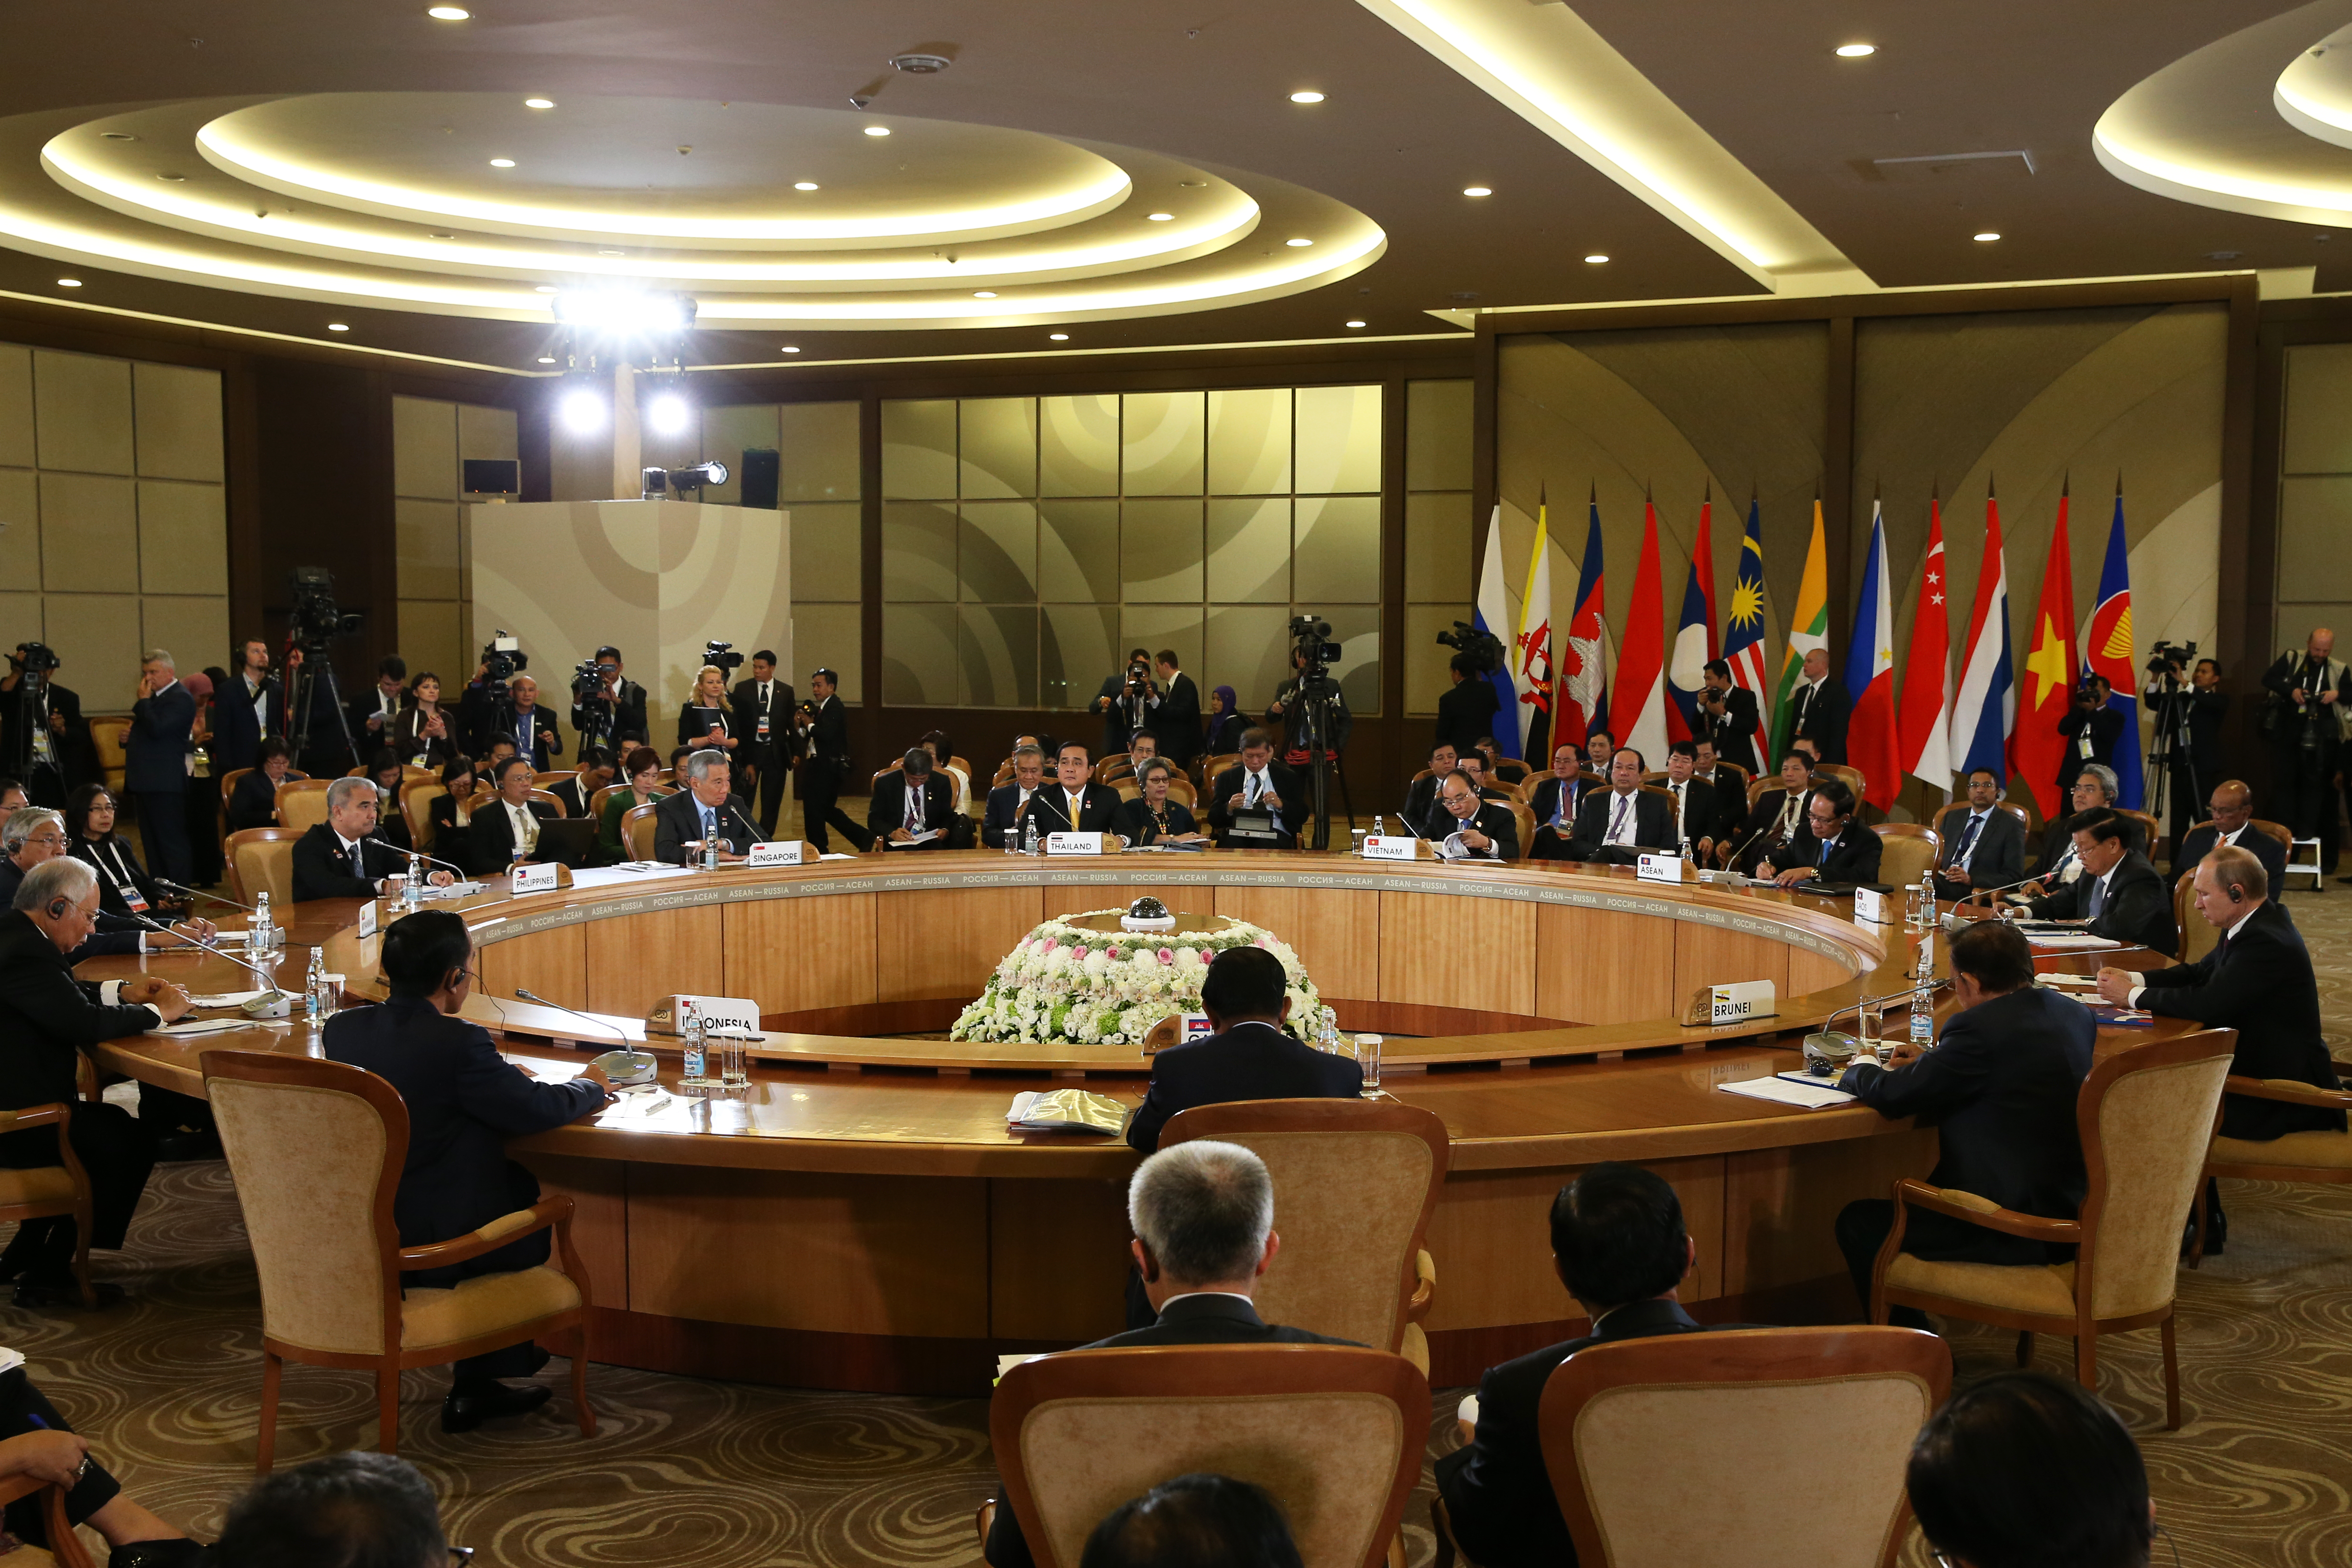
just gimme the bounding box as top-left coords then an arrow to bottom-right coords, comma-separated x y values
397,1196 -> 571,1271
975,1500 -> 996,1550
0,1104 -> 68,1135
1408,1248 -> 1436,1323
2224,1074 -> 2352,1111
1892,1178 -> 2081,1243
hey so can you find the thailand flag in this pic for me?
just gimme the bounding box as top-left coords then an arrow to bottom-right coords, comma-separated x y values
1557,496 -> 1612,751
1952,489 -> 2015,781
1722,499 -> 1770,772
2085,489 -> 2144,808
1473,506 -> 1519,754
1666,489 -> 1716,741
1843,501 -> 1901,809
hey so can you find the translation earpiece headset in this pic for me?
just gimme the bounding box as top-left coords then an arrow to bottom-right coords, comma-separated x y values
47,900 -> 66,919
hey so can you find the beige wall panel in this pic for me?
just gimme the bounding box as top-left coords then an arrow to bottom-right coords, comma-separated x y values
874,884 -> 1043,1002
2277,476 -> 2352,604
0,469 -> 38,584
1380,890 -> 1534,1014
990,1177 -> 1132,1341
457,402 -> 518,463
790,501 -> 863,601
2284,342 -> 2352,475
140,598 -> 228,678
1402,603 -> 1473,717
476,924 -> 587,1013
1213,885 -> 1380,1001
397,600 -> 466,688
1293,384 -> 1381,494
653,502 -> 789,738
628,1168 -> 988,1335
32,352 -> 132,475
1406,379 -> 1474,492
777,401 -> 861,502
0,593 -> 40,655
1674,921 -> 1790,1005
794,603 -> 862,702
39,473 -> 136,592
584,906 -> 724,1018
723,892 -> 877,1013
0,346 -> 32,469
49,594 -> 139,700
392,396 -> 457,499
131,362 -> 224,482
1721,1132 -> 1939,1297
136,480 -> 228,596
397,498 -> 463,601
1534,903 -> 1676,1024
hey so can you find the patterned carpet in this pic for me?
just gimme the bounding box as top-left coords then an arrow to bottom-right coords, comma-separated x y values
12,892 -> 2352,1565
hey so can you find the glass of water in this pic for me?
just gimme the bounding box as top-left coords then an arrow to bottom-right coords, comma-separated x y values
1355,1034 -> 1383,1097
718,1029 -> 750,1088
1857,1007 -> 1884,1064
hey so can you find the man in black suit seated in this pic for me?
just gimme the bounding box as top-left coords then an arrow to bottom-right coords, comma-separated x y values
1430,770 -> 1518,861
1126,947 -> 1360,1153
1438,1162 -> 1759,1568
1204,730 -> 1301,849
982,745 -> 1046,849
2171,780 -> 2286,888
469,756 -> 562,872
2099,846 -> 2347,1253
1758,775 -> 1882,886
293,778 -> 455,902
1837,920 -> 2095,1326
1728,752 -> 1815,873
1567,748 -> 1675,865
1932,767 -> 2027,903
2024,764 -> 2120,887
1402,741 -> 1460,830
1656,742 -> 1718,859
867,748 -> 962,851
323,910 -> 609,1432
545,747 -> 613,823
1018,740 -> 1125,841
1691,739 -> 1748,845
0,809 -> 212,957
982,1137 -> 1358,1568
1421,750 -> 1512,841
2014,807 -> 2174,957
652,749 -> 763,865
1522,742 -> 1587,861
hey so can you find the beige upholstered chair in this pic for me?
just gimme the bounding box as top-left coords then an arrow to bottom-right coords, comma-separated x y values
1872,823 -> 1940,889
1160,1099 -> 1446,1375
622,802 -> 661,863
400,781 -> 446,853
1504,799 -> 1537,861
2173,871 -> 2217,966
87,717 -> 128,798
273,778 -> 334,834
0,1473 -> 95,1568
1814,761 -> 1866,801
990,1344 -> 1427,1568
0,1104 -> 95,1309
2200,1076 -> 2352,1226
525,787 -> 566,818
1872,1030 -> 2235,1427
224,828 -> 302,910
1534,1327 -> 1950,1568
203,1050 -> 595,1470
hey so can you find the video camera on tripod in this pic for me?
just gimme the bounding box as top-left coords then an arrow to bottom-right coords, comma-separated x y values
284,568 -> 367,770
3,642 -> 61,780
703,640 -> 745,676
1435,620 -> 1507,676
2146,639 -> 2198,682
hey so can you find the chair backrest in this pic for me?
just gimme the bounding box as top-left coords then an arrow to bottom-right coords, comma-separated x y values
535,770 -> 578,797
224,828 -> 303,909
1114,780 -> 1141,805
1159,1099 -> 1448,1354
1096,756 -> 1135,785
1711,760 -> 1754,793
1506,799 -> 1537,860
219,766 -> 252,808
992,760 -> 1018,788
2172,870 -> 2216,966
88,717 -> 129,794
1871,823 -> 1940,888
992,1345 -> 1428,1568
1816,762 -> 1866,802
2116,807 -> 2162,856
870,760 -> 904,788
202,1050 -> 403,1359
2080,1030 -> 2236,1321
623,802 -> 661,862
587,782 -> 626,823
1997,800 -> 2032,835
526,787 -> 566,818
1539,1326 -> 1950,1568
400,780 -> 446,851
2248,818 -> 2293,854
1203,753 -> 1239,784
1492,757 -> 1530,784
275,777 -> 335,833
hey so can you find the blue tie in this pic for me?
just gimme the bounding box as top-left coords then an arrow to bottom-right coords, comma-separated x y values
2087,875 -> 2105,919
1952,813 -> 1981,867
702,806 -> 716,844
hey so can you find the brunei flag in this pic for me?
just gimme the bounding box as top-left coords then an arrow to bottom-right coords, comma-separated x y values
2084,485 -> 2144,808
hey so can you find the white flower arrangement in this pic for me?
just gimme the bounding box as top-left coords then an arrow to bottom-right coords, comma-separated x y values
951,910 -> 1335,1046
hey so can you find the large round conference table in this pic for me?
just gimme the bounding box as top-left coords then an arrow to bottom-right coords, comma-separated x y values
84,849 -> 2181,1394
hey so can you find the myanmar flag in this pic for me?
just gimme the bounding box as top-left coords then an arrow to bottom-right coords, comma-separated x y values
1768,499 -> 1829,761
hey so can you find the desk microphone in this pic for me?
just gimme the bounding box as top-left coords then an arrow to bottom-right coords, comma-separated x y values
155,879 -> 257,915
121,908 -> 293,1019
513,988 -> 651,1087
723,801 -> 768,847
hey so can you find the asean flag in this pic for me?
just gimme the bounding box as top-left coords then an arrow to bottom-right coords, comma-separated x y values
2084,487 -> 2144,809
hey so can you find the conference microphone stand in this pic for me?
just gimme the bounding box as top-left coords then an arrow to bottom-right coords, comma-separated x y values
511,988 -> 650,1088
121,908 -> 294,1019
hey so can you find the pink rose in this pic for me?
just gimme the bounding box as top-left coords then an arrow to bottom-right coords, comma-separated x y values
1041,939 -> 1057,953
1073,946 -> 1089,961
1108,948 -> 1122,959
1158,948 -> 1175,964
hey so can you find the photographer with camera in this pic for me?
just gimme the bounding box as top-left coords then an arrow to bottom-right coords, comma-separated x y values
2056,673 -> 2124,797
1092,648 -> 1159,756
792,667 -> 873,854
2261,629 -> 2351,869
569,645 -> 648,753
1694,659 -> 1762,773
0,644 -> 88,808
1434,624 -> 1505,757
731,650 -> 798,836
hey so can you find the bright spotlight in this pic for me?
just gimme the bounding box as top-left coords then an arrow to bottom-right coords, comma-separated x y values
550,289 -> 696,336
646,390 -> 692,436
558,384 -> 607,435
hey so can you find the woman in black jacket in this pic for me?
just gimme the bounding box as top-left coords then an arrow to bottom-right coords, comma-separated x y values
227,739 -> 296,833
366,749 -> 415,854
427,757 -> 477,874
65,783 -> 174,921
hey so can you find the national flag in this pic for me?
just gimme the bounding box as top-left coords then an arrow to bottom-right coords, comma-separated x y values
1612,496 -> 1672,765
1666,487 -> 1716,741
2008,484 -> 2078,819
1896,493 -> 1955,798
1952,486 -> 2015,782
2085,485 -> 2144,808
1844,499 -> 1901,809
1767,497 -> 1829,761
1557,493 -> 1612,751
1722,498 -> 1771,772
1510,496 -> 1555,761
1473,506 -> 1519,752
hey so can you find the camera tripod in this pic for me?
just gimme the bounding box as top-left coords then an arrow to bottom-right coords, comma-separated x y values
286,646 -> 364,773
1292,691 -> 1354,851
2143,675 -> 2203,849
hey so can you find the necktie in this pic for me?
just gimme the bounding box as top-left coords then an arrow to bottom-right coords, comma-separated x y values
1951,813 -> 1981,867
905,781 -> 922,834
1069,791 -> 1083,824
1608,794 -> 1630,842
2087,874 -> 2106,918
518,717 -> 531,755
348,839 -> 364,877
702,805 -> 717,845
1246,773 -> 1261,807
1670,783 -> 1685,837
1817,829 -> 1830,866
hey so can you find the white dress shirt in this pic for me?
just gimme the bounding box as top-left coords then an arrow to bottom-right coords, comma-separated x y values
1602,789 -> 1641,847
505,801 -> 538,856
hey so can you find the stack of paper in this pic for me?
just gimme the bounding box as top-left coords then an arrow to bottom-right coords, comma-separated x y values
1718,1076 -> 1857,1110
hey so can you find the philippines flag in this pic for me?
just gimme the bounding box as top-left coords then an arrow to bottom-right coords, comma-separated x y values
1844,500 -> 1901,809
1722,498 -> 1770,772
1558,493 -> 1612,751
1666,487 -> 1716,741
2085,486 -> 2144,808
1612,497 -> 1672,765
1512,497 -> 1555,761
1473,506 -> 1519,751
1952,487 -> 2015,782
1896,494 -> 1955,798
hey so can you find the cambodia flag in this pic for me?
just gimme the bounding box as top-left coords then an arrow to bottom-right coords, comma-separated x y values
1558,496 -> 1611,751
2008,485 -> 2077,821
2085,489 -> 2144,808
1952,488 -> 2014,783
1844,501 -> 1901,809
1896,495 -> 1955,798
1666,489 -> 1715,741
1611,499 -> 1671,765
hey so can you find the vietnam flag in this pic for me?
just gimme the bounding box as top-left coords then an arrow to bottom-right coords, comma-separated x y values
1611,497 -> 1671,765
2008,485 -> 2078,820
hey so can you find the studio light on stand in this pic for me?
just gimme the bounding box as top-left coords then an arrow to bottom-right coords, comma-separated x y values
640,460 -> 730,500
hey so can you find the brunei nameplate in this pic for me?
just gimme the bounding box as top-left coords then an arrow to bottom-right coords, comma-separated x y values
1682,979 -> 1777,1028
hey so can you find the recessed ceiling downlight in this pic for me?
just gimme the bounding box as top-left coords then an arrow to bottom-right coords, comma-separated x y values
488,158 -> 515,168
793,181 -> 819,191
523,98 -> 554,110
1463,186 -> 1492,197
55,278 -> 80,288
1286,238 -> 1313,247
427,5 -> 470,18
1289,91 -> 1325,104
1835,43 -> 1876,57
863,125 -> 891,137
1973,231 -> 2000,242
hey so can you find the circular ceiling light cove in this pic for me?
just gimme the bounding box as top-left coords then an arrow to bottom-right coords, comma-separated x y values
426,6 -> 469,19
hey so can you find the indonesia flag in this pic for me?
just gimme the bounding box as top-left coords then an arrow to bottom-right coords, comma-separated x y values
1722,498 -> 1771,771
1611,498 -> 1672,765
1843,501 -> 1900,809
1666,487 -> 1716,741
1952,487 -> 2015,784
1557,494 -> 1612,751
1896,495 -> 1955,798
2085,486 -> 2144,808
2009,485 -> 2077,821
1473,507 -> 1520,751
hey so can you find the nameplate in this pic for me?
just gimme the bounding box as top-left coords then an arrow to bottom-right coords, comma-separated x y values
1360,836 -> 1435,861
1637,853 -> 1688,884
644,993 -> 762,1037
357,900 -> 378,939
746,840 -> 806,867
1046,832 -> 1110,855
511,862 -> 560,894
1852,885 -> 1890,925
1684,979 -> 1777,1028
1180,1014 -> 1213,1042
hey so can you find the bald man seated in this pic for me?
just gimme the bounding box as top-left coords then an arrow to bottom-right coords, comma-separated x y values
2171,780 -> 2286,888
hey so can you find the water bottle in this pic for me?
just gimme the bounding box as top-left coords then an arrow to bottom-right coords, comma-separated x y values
402,855 -> 423,912
1317,1016 -> 1339,1054
1021,816 -> 1038,855
702,832 -> 718,872
1916,869 -> 1935,932
304,948 -> 325,1023
1909,934 -> 1936,1050
1372,814 -> 1385,839
250,892 -> 273,954
680,999 -> 708,1084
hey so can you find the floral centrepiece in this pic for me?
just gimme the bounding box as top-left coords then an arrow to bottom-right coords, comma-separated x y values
949,910 -> 1335,1047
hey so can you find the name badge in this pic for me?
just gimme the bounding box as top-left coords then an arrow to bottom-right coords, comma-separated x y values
1637,853 -> 1687,883
746,840 -> 804,867
357,899 -> 379,939
1853,885 -> 1890,924
756,714 -> 771,740
511,862 -> 560,894
1046,831 -> 1103,855
1361,836 -> 1417,861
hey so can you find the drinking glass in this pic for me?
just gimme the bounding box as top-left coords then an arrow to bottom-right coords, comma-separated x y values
1857,1007 -> 1884,1064
1356,1034 -> 1384,1097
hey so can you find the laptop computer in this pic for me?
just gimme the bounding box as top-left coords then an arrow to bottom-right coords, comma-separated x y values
535,817 -> 599,869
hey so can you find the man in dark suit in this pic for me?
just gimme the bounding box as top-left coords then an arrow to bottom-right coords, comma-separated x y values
1405,741 -> 1464,832
1428,769 -> 1519,861
1838,920 -> 2095,1325
1729,753 -> 1816,874
0,857 -> 190,1307
2024,764 -> 2122,885
0,810 -> 212,965
1091,647 -> 1157,756
652,751 -> 763,865
1933,768 -> 2028,903
347,655 -> 409,753
207,639 -> 284,778
498,676 -> 563,771
1788,648 -> 1847,764
2056,675 -> 2125,797
1524,741 -> 1590,860
470,757 -> 562,872
1438,1163 -> 1761,1568
2261,630 -> 2350,866
545,747 -> 613,824
1694,659 -> 1763,774
793,668 -> 871,854
730,651 -> 798,836
1567,749 -> 1675,865
982,1137 -> 1358,1568
1152,650 -> 1201,766
1017,741 -> 1125,841
293,778 -> 454,902
2172,780 -> 2286,888
322,910 -> 609,1431
1760,775 -> 1882,886
1,660 -> 93,808
1204,730 -> 1302,849
1435,657 -> 1503,758
983,746 -> 1046,849
1126,947 -> 1361,1153
569,646 -> 649,754
1691,740 -> 1749,845
1657,742 -> 1720,858
2019,808 -> 2175,957
867,749 -> 962,850
126,650 -> 196,884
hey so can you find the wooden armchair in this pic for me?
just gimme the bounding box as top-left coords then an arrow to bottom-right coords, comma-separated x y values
2202,1075 -> 2352,1196
0,1104 -> 95,1309
622,802 -> 661,863
202,1051 -> 595,1471
273,778 -> 334,834
400,780 -> 446,853
223,828 -> 302,910
1871,1030 -> 2235,1427
1872,823 -> 1940,888
0,1472 -> 95,1567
